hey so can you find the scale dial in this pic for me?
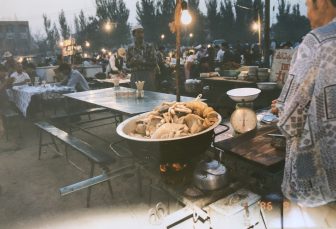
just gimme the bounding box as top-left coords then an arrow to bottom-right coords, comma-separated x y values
230,107 -> 257,134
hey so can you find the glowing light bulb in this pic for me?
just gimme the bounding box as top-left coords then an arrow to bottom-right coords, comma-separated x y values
181,10 -> 192,25
252,22 -> 259,32
104,22 -> 112,32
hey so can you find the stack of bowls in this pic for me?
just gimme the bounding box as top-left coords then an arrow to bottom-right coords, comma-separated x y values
247,66 -> 258,81
257,68 -> 270,82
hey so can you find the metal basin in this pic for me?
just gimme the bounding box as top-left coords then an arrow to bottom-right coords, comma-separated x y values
226,87 -> 261,102
116,112 -> 222,164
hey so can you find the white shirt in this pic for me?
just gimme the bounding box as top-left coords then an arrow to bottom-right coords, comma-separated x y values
10,71 -> 30,84
107,54 -> 125,73
186,55 -> 195,63
216,49 -> 225,62
108,54 -> 119,72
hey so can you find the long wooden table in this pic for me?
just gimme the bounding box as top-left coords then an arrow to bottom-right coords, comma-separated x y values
64,87 -> 197,116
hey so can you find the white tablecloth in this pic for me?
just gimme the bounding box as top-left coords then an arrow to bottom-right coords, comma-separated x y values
7,85 -> 75,117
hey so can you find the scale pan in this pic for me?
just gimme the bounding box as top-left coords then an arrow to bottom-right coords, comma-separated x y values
226,88 -> 261,102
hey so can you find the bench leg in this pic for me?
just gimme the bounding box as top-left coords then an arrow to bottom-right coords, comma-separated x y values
148,178 -> 153,206
65,145 -> 69,162
50,135 -> 60,152
38,130 -> 43,160
86,161 -> 95,208
103,167 -> 114,200
107,180 -> 114,200
3,117 -> 9,141
136,165 -> 143,197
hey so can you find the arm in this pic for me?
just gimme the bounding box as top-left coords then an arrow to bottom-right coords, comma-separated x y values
67,71 -> 89,91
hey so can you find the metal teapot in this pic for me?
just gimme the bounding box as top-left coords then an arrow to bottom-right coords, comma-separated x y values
193,159 -> 229,191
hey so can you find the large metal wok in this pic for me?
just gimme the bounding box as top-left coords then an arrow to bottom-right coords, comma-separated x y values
116,111 -> 226,164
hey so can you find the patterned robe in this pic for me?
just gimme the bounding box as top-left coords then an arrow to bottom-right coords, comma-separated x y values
126,41 -> 157,91
277,18 -> 336,207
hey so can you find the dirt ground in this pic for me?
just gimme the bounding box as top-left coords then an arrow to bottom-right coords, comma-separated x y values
0,115 -> 198,229
1,112 -> 336,229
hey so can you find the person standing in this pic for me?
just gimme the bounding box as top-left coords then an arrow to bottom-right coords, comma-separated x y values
106,48 -> 127,77
126,25 -> 157,91
2,51 -> 16,75
275,0 -> 336,207
0,65 -> 15,138
216,43 -> 225,62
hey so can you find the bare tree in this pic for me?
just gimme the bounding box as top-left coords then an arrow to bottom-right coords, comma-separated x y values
58,10 -> 70,40
42,14 -> 59,53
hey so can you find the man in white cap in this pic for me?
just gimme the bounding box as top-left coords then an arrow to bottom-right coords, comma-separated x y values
106,47 -> 127,77
126,24 -> 157,91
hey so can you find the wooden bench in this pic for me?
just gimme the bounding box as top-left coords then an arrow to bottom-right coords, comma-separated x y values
51,107 -> 123,136
35,121 -> 116,207
50,107 -> 108,121
0,107 -> 20,141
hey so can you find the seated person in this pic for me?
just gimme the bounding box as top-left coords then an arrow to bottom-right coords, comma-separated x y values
10,64 -> 31,85
0,65 -> 14,107
55,63 -> 89,91
0,65 -> 15,137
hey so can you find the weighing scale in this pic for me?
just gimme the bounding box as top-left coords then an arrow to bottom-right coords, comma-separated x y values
226,88 -> 261,134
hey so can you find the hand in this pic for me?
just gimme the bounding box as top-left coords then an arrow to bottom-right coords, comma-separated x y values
5,77 -> 15,85
271,100 -> 279,115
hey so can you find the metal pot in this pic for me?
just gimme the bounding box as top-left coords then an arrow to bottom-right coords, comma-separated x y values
193,159 -> 229,191
116,111 -> 223,164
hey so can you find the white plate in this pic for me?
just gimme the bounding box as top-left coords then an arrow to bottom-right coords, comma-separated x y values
226,88 -> 261,102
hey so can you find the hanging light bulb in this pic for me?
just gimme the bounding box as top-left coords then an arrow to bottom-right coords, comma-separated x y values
104,21 -> 112,32
251,21 -> 259,32
181,1 -> 192,25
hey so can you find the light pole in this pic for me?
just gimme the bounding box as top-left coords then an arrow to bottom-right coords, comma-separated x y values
172,0 -> 192,102
189,33 -> 193,46
264,0 -> 270,67
251,13 -> 262,59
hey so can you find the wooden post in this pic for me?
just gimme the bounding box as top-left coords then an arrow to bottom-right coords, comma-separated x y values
175,0 -> 182,102
258,12 -> 262,56
264,0 -> 270,67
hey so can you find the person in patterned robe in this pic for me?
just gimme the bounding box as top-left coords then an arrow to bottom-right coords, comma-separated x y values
276,0 -> 336,207
126,25 -> 157,91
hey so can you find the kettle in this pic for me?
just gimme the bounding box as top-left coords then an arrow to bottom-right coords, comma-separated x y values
193,159 -> 229,191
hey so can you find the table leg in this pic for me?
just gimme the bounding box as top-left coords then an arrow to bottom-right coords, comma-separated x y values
86,161 -> 95,208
